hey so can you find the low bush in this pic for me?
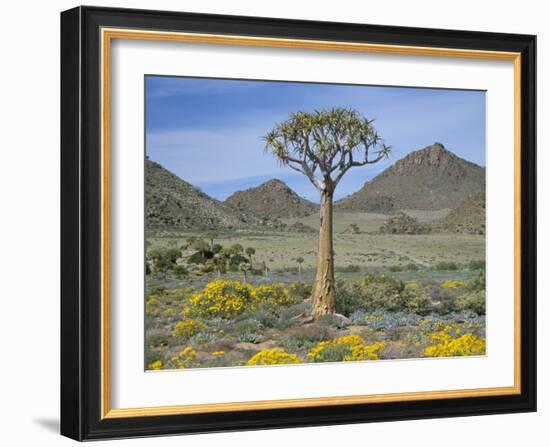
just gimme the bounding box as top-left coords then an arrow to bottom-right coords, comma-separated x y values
283,325 -> 333,352
237,331 -> 263,344
357,274 -> 404,311
288,282 -> 312,301
455,290 -> 486,315
317,314 -> 350,329
335,264 -> 361,273
172,319 -> 205,339
349,310 -> 422,330
148,247 -> 182,273
469,259 -> 486,271
307,335 -> 385,363
466,272 -> 485,292
246,349 -> 301,366
335,275 -> 432,316
184,280 -> 299,319
334,279 -> 363,317
435,261 -> 459,271
188,331 -> 219,346
167,347 -> 199,369
441,280 -> 465,289
423,324 -> 485,357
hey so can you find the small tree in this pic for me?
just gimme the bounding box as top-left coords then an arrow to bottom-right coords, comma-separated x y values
245,247 -> 256,264
295,256 -> 304,280
261,261 -> 270,280
184,235 -> 197,250
210,256 -> 227,278
230,243 -> 244,255
204,231 -> 218,249
239,262 -> 251,284
265,108 -> 390,318
192,239 -> 210,255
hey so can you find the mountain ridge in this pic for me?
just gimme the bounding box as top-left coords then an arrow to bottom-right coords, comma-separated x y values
335,142 -> 485,212
225,178 -> 318,219
145,160 -> 277,230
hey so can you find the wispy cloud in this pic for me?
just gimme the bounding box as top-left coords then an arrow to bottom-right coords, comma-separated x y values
146,76 -> 485,201
146,76 -> 263,99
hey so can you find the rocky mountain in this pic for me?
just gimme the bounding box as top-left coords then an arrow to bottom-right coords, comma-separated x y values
336,143 -> 485,212
145,160 -> 274,230
431,192 -> 486,235
225,178 -> 318,219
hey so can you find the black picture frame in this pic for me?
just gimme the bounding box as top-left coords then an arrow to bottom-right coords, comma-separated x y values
61,5 -> 536,441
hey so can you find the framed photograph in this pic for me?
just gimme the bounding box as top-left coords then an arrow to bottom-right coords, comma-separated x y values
60,6 -> 536,441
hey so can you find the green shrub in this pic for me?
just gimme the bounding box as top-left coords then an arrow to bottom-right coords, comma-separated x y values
335,264 -> 361,273
405,263 -> 419,271
334,280 -> 363,316
433,289 -> 459,315
187,252 -> 210,265
455,290 -> 486,315
308,342 -> 352,362
469,259 -> 486,270
336,275 -> 432,315
283,325 -> 333,352
357,274 -> 404,311
241,305 -> 278,328
466,272 -> 486,292
231,318 -> 263,334
172,265 -> 188,277
237,331 -> 263,344
435,261 -> 459,271
288,282 -> 312,301
274,302 -> 311,329
148,247 -> 182,272
317,314 -> 349,329
188,331 -> 219,346
397,286 -> 432,315
388,265 -> 403,272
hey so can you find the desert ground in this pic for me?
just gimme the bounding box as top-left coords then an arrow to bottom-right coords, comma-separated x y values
145,209 -> 486,370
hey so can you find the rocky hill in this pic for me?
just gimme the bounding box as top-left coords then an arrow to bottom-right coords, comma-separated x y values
145,160 -> 274,231
336,143 -> 485,212
431,192 -> 486,235
379,212 -> 430,235
225,179 -> 318,219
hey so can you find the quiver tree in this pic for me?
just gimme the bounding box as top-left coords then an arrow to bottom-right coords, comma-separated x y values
264,108 -> 390,318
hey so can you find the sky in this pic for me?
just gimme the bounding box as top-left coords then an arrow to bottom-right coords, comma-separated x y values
145,76 -> 486,202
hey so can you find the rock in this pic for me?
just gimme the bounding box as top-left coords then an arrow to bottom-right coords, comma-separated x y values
379,212 -> 430,235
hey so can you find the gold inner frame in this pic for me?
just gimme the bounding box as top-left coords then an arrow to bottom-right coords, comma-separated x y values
100,27 -> 522,419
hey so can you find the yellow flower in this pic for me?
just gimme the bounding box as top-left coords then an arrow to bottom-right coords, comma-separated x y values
172,319 -> 204,338
423,325 -> 485,357
184,280 -> 298,319
441,280 -> 465,289
168,347 -> 198,369
212,350 -> 225,357
307,335 -> 385,362
148,360 -> 163,370
246,349 -> 300,366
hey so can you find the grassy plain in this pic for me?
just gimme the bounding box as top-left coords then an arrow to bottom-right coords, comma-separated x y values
145,210 -> 486,370
149,210 -> 484,272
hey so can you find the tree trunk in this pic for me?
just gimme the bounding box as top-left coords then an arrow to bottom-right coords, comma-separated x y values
311,190 -> 336,318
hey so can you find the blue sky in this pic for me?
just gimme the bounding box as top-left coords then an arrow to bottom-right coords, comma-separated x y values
146,76 -> 485,202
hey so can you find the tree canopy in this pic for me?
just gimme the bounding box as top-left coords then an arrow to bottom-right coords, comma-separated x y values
264,108 -> 391,193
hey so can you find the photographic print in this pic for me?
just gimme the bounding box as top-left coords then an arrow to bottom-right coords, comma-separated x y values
144,77 -> 487,370
61,9 -> 536,439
